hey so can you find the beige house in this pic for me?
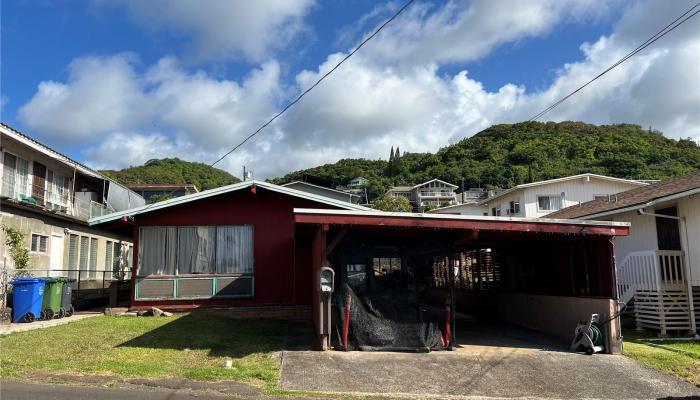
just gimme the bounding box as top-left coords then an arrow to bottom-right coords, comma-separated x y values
431,173 -> 647,217
0,123 -> 143,280
550,170 -> 700,335
386,179 -> 458,210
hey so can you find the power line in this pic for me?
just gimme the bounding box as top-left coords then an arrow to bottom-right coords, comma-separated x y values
528,2 -> 700,122
210,0 -> 416,168
128,0 -> 416,216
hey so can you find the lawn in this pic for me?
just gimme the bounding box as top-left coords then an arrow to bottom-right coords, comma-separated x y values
0,315 -> 286,388
623,331 -> 700,385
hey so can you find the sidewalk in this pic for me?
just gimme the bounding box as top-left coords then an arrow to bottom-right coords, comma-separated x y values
0,311 -> 102,336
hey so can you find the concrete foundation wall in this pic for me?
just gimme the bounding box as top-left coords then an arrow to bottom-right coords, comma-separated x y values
429,290 -> 621,354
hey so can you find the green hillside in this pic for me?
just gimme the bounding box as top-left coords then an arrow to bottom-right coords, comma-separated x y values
102,158 -> 240,191
270,121 -> 700,199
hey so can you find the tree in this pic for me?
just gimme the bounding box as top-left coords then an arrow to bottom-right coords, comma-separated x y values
389,146 -> 395,162
371,196 -> 412,212
1,225 -> 30,276
270,121 -> 700,192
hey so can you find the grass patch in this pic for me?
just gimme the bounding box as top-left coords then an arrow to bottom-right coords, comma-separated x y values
623,331 -> 700,385
0,315 -> 285,388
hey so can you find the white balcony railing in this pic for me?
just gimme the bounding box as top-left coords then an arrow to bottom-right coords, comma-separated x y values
617,250 -> 686,305
1,176 -> 107,221
418,190 -> 455,197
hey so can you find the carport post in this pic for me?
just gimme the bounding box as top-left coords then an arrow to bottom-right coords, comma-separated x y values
449,255 -> 456,350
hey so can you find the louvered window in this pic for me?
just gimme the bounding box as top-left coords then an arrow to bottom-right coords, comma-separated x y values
89,238 -> 98,278
68,234 -> 79,279
79,236 -> 89,277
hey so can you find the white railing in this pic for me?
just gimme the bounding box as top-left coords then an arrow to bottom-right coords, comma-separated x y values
617,250 -> 686,305
1,175 -> 109,221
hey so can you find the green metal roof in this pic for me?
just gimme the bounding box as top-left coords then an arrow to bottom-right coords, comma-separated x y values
88,180 -> 370,226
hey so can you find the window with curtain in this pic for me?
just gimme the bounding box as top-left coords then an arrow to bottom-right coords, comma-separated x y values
216,226 -> 253,274
138,225 -> 254,276
537,195 -> 562,211
2,152 -> 16,198
139,227 -> 177,276
15,157 -> 29,197
178,227 -> 216,274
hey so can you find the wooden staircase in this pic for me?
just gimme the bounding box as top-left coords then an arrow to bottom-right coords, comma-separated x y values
617,250 -> 693,335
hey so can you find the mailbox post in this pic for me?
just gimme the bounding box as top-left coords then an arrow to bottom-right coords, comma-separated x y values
318,267 -> 335,349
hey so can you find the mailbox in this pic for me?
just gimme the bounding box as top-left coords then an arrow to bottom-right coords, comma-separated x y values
319,267 -> 335,293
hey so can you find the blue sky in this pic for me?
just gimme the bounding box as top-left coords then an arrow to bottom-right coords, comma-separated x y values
2,1 -> 698,178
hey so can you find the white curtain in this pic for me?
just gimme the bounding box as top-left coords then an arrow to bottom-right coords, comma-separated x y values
178,227 -> 216,274
2,153 -> 16,198
139,227 -> 177,275
216,226 -> 254,274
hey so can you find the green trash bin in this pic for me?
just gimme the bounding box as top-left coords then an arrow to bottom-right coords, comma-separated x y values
41,278 -> 65,320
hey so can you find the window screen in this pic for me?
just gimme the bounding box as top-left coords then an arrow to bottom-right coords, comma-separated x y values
216,226 -> 253,274
178,227 -> 216,274
139,227 -> 177,276
31,234 -> 48,253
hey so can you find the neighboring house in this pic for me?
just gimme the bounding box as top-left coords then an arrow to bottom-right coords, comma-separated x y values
282,181 -> 361,204
347,177 -> 369,188
88,180 -> 369,312
431,173 -> 647,217
127,183 -> 199,204
549,170 -> 700,335
386,179 -> 458,209
0,122 -> 143,279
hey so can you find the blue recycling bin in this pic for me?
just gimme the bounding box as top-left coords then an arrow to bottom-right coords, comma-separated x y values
10,278 -> 46,323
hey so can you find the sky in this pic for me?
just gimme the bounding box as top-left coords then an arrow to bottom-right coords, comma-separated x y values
2,0 -> 699,179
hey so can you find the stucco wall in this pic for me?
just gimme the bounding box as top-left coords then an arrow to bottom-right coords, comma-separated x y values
429,290 -> 621,353
0,205 -> 131,273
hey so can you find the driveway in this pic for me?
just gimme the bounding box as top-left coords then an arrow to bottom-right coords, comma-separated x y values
280,321 -> 700,399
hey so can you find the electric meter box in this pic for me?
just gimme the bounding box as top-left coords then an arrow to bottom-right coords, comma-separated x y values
319,267 -> 335,293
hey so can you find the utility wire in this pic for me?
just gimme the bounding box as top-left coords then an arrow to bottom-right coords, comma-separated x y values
210,0 -> 416,168
126,0 -> 416,216
528,2 -> 700,121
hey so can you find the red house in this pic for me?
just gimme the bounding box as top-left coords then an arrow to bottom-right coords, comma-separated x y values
89,180 -> 367,316
91,180 -> 630,353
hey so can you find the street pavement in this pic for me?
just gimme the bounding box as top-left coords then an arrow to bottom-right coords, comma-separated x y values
0,380 -> 231,400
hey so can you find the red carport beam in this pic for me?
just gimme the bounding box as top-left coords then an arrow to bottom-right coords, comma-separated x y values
294,213 -> 628,236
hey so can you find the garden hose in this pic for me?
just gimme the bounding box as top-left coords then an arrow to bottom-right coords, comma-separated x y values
590,324 -> 603,347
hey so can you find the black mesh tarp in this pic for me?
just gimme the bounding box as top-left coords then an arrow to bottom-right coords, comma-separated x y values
335,283 -> 445,352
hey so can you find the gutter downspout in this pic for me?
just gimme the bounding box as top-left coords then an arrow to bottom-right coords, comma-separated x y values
639,208 -> 698,337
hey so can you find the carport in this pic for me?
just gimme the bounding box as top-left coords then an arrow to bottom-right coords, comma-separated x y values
294,208 -> 629,354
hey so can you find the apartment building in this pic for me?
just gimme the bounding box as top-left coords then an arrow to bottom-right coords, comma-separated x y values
0,123 -> 144,279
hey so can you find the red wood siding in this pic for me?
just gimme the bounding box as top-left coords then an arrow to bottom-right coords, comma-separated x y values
131,186 -> 340,308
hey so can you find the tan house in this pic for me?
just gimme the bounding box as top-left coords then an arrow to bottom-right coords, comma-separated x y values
386,179 -> 458,210
0,122 -> 143,280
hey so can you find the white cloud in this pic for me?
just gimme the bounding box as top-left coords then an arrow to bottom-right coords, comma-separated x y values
18,0 -> 700,180
18,53 -> 151,141
351,0 -> 608,67
84,131 -> 178,169
102,0 -> 315,62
